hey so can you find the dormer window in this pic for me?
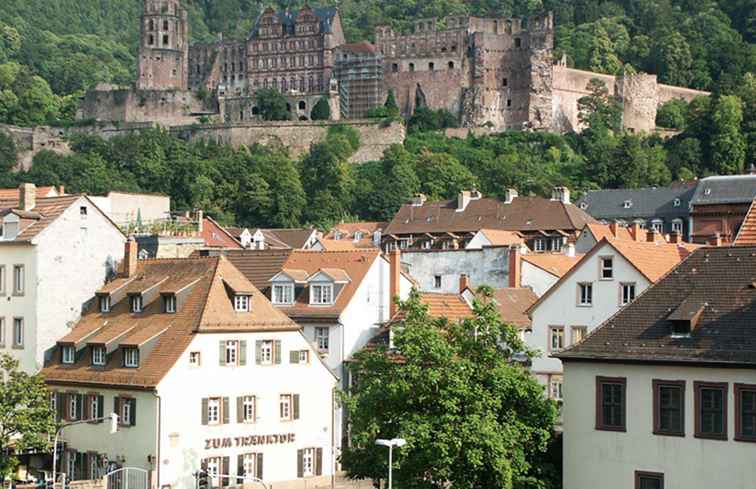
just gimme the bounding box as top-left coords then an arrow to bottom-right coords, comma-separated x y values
61,345 -> 75,364
353,231 -> 363,241
673,198 -> 681,207
272,284 -> 294,305
92,346 -> 106,366
123,347 -> 139,368
130,295 -> 143,313
99,295 -> 111,313
623,200 -> 633,209
164,294 -> 176,313
234,294 -> 251,312
310,284 -> 333,305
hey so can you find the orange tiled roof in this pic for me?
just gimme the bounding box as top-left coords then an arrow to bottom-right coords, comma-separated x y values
734,199 -> 756,245
42,256 -> 298,389
478,229 -> 524,246
492,288 -> 538,327
521,253 -> 583,277
0,186 -> 60,200
317,238 -> 362,251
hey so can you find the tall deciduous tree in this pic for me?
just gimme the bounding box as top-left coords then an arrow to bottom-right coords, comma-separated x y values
254,88 -> 290,121
342,290 -> 558,489
710,95 -> 746,175
0,353 -> 57,479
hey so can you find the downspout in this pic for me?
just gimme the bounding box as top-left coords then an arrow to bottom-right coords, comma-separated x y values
156,393 -> 162,488
331,387 -> 336,489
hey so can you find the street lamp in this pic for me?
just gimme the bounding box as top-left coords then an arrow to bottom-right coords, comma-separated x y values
375,438 -> 406,489
51,413 -> 119,487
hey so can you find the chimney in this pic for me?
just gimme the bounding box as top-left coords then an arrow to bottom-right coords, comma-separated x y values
124,238 -> 138,277
197,209 -> 204,232
457,190 -> 472,212
389,249 -> 401,317
411,193 -> 427,207
709,232 -> 722,247
459,274 -> 470,293
508,245 -> 521,288
18,183 -> 36,211
504,188 -> 518,204
57,185 -> 65,195
564,243 -> 576,257
631,222 -> 643,242
646,230 -> 657,243
669,231 -> 681,244
609,221 -> 619,238
551,186 -> 571,204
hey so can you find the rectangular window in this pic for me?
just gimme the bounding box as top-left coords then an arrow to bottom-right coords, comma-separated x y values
189,351 -> 201,366
205,457 -> 221,488
242,396 -> 256,423
280,394 -> 292,421
298,350 -> 309,363
13,265 -> 24,295
578,283 -> 593,306
695,382 -> 727,440
99,295 -> 111,313
549,375 -> 563,401
164,294 -> 176,313
0,318 -> 5,346
315,327 -> 329,352
672,220 -> 683,234
91,346 -> 106,366
62,345 -> 75,364
0,265 -> 5,294
571,326 -> 587,345
272,284 -> 294,305
12,318 -> 23,348
549,326 -> 564,351
433,275 -> 442,289
69,394 -> 79,421
653,380 -> 685,436
621,283 -> 637,305
234,295 -> 250,312
130,295 -> 142,313
596,376 -> 626,431
735,383 -> 756,442
635,471 -> 664,489
225,340 -> 238,365
89,395 -> 99,421
260,340 -> 273,365
123,348 -> 139,368
310,284 -> 333,304
534,239 -> 545,252
241,453 -> 261,480
80,206 -> 88,220
302,448 -> 314,477
208,397 -> 221,425
600,257 -> 613,279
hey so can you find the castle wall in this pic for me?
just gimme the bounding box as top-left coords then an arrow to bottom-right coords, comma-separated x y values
79,88 -> 212,126
0,124 -> 71,171
384,68 -> 467,117
220,93 -> 340,122
551,66 -> 617,132
657,84 -> 709,104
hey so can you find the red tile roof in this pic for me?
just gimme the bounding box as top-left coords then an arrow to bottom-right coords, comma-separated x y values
0,186 -> 60,199
734,199 -> 756,245
521,253 -> 583,277
202,217 -> 243,249
492,288 -> 538,327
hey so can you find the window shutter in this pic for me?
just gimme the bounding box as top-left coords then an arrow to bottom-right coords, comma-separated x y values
315,448 -> 323,476
56,392 -> 65,421
76,394 -> 83,420
129,399 -> 136,426
274,340 -> 281,364
82,453 -> 90,480
114,397 -> 121,423
296,449 -> 304,478
293,394 -> 300,420
97,395 -> 104,420
239,341 -> 247,366
255,453 -> 263,480
290,350 -> 299,364
236,397 -> 243,423
201,398 -> 208,425
219,340 -> 226,366
255,341 -> 262,364
221,456 -> 229,487
222,397 -> 230,424
83,395 -> 91,421
237,454 -> 244,480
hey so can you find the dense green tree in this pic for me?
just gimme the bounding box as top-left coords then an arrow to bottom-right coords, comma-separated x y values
254,89 -> 290,121
653,31 -> 694,87
0,131 -> 16,172
408,107 -> 459,133
656,99 -> 689,129
342,289 -> 558,489
310,97 -> 331,121
709,94 -> 747,174
300,136 -> 356,226
353,144 -> 420,220
415,151 -> 477,199
0,353 -> 57,479
577,78 -> 622,132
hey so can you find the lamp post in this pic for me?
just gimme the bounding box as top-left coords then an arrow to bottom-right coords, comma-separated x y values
375,438 -> 406,489
51,413 -> 119,487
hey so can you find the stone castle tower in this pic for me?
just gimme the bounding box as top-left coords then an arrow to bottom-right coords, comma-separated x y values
137,0 -> 189,91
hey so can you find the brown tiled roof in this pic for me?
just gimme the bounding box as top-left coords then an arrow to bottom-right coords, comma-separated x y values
317,239 -> 361,251
734,199 -> 756,245
521,253 -> 583,277
326,221 -> 386,238
584,223 -> 634,242
222,249 -> 293,289
418,292 -> 473,321
492,288 -> 538,327
478,229 -> 525,246
555,246 -> 756,366
43,256 -> 298,389
384,196 -> 596,236
0,195 -> 84,242
259,228 -> 316,249
0,186 -> 60,199
338,41 -> 377,54
202,217 -> 243,249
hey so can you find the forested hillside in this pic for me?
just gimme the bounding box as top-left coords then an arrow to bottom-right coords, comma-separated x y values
0,0 -> 754,126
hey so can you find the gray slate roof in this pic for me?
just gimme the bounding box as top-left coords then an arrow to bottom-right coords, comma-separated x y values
250,7 -> 337,38
690,175 -> 756,206
576,182 -> 696,221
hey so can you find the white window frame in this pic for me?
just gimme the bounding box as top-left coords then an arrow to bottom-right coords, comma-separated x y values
66,452 -> 76,481
165,294 -> 176,313
243,395 -> 256,423
279,394 -> 292,421
189,351 -> 201,366
651,220 -> 664,233
310,284 -> 333,305
242,453 -> 258,479
69,394 -> 78,420
121,399 -> 132,425
0,266 -> 5,295
549,326 -> 564,351
272,284 -> 294,305
534,238 -> 545,252
571,326 -> 587,345
314,327 -> 329,352
130,295 -> 142,313
623,200 -> 632,209
302,447 -> 315,476
620,282 -> 636,306
207,397 -> 221,425
13,265 -> 24,295
599,256 -> 614,280
225,340 -> 238,365
206,457 -> 221,487
99,295 -> 111,313
92,346 -> 106,366
672,219 -> 683,234
549,375 -> 563,401
12,318 -> 23,347
298,350 -> 309,363
62,345 -> 75,364
260,340 -> 273,365
578,283 -> 593,306
124,348 -> 139,368
234,294 -> 251,312
89,395 -> 99,421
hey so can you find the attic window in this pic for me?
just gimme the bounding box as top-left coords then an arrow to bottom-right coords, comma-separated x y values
91,346 -> 106,366
668,299 -> 705,337
272,284 -> 294,305
164,294 -> 176,313
580,202 -> 588,210
673,198 -> 681,207
61,345 -> 75,364
623,200 -> 633,209
704,188 -> 711,196
99,295 -> 111,313
123,347 -> 139,368
310,284 -> 333,305
130,295 -> 143,313
234,294 -> 251,312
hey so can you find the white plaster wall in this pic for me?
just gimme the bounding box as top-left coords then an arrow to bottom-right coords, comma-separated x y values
464,232 -> 492,250
527,242 -> 650,382
520,261 -> 558,297
401,247 -> 510,293
574,228 -> 598,254
104,193 -> 171,225
157,330 -> 336,489
35,197 -> 125,371
563,361 -> 756,489
0,245 -> 38,373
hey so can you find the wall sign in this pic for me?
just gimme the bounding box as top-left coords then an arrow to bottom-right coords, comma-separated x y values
205,433 -> 296,450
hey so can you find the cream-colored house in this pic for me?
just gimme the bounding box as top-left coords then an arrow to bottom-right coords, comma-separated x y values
555,245 -> 756,489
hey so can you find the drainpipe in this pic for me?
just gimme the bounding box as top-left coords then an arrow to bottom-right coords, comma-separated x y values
155,393 -> 162,488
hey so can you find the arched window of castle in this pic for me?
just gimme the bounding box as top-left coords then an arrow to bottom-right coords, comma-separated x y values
409,63 -> 415,72
429,62 -> 434,71
163,34 -> 169,46
148,20 -> 155,31
148,34 -> 154,45
299,78 -> 305,91
299,100 -> 306,110
448,61 -> 454,69
163,20 -> 169,30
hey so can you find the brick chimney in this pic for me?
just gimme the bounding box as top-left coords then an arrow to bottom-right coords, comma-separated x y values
646,230 -> 657,243
709,232 -> 722,247
18,183 -> 36,211
197,209 -> 204,233
504,188 -> 518,204
389,249 -> 401,317
631,223 -> 643,242
508,245 -> 521,288
609,221 -> 619,238
57,185 -> 65,195
669,231 -> 681,244
564,243 -> 576,257
124,237 -> 138,277
459,274 -> 470,293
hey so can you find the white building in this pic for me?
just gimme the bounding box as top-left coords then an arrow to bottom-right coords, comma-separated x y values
0,183 -> 125,373
43,246 -> 337,489
556,245 -> 756,489
526,232 -> 698,400
89,191 -> 171,226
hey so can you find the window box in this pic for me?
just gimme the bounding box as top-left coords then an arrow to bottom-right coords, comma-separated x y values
596,376 -> 626,432
694,381 -> 728,440
652,379 -> 685,436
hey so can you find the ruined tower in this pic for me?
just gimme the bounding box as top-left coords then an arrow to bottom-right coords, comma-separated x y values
137,0 -> 189,91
